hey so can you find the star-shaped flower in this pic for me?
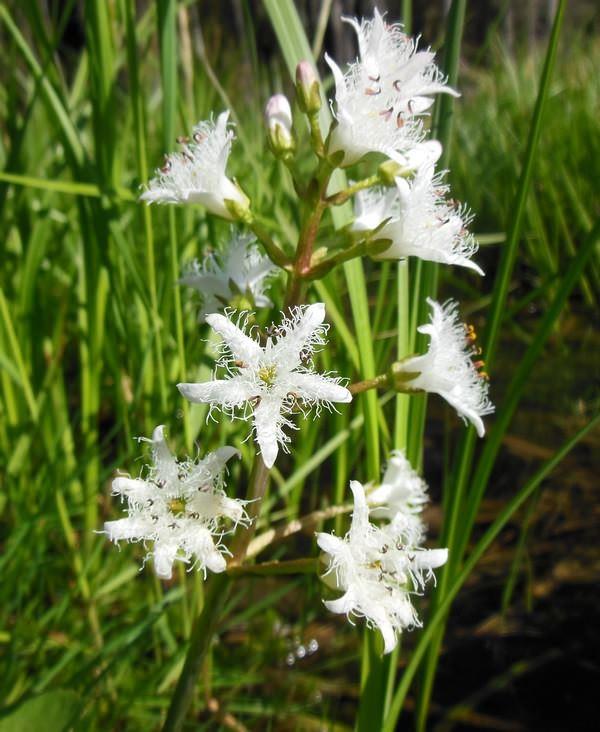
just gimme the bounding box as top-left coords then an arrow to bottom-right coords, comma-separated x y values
178,303 -> 352,469
352,149 -> 483,274
395,298 -> 494,437
103,426 -> 247,579
325,9 -> 459,165
317,480 -> 447,654
140,111 -> 248,219
179,232 -> 276,321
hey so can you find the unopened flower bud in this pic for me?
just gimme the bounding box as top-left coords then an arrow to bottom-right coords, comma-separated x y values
265,94 -> 295,159
295,60 -> 321,114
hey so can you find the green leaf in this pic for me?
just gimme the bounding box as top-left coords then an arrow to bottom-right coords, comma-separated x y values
0,691 -> 80,732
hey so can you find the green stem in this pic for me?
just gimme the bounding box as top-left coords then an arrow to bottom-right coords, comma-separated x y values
230,455 -> 270,564
326,174 -> 379,206
285,160 -> 334,307
348,374 -> 390,395
161,572 -> 231,732
308,237 -> 390,279
308,110 -> 325,156
168,208 -> 191,448
247,217 -> 291,269
161,454 -> 270,731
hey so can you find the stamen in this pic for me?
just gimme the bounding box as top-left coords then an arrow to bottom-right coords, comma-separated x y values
299,347 -> 312,364
365,86 -> 381,96
379,107 -> 393,121
265,324 -> 283,338
464,324 -> 477,342
393,80 -> 402,92
176,135 -> 190,144
160,157 -> 171,174
192,132 -> 205,144
396,113 -> 405,129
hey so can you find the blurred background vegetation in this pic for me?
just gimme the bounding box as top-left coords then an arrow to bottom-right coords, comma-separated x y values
0,1 -> 598,730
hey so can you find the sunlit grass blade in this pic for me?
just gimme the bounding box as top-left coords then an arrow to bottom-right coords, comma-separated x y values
0,5 -> 85,167
459,213 -> 600,558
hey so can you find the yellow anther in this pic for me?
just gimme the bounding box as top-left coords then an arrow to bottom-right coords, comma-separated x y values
464,323 -> 477,342
258,364 -> 278,386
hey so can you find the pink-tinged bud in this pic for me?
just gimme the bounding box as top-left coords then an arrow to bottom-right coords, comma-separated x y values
295,60 -> 321,114
265,94 -> 293,135
264,94 -> 295,158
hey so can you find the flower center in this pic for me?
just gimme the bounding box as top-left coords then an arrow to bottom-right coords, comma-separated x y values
167,498 -> 186,515
258,364 -> 278,387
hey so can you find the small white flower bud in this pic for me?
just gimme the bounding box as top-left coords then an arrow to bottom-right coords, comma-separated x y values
264,94 -> 295,158
295,60 -> 321,114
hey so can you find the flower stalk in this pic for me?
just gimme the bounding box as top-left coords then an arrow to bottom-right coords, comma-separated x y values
161,572 -> 231,732
229,455 -> 270,564
325,174 -> 380,206
161,453 -> 270,732
285,159 -> 335,306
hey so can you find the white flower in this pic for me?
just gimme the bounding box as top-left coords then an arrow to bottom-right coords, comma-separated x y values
179,232 -> 276,321
317,480 -> 447,654
325,9 -> 459,165
368,451 -> 428,539
396,298 -> 494,437
352,154 -> 483,274
140,111 -> 248,219
177,303 -> 352,469
103,425 -> 247,579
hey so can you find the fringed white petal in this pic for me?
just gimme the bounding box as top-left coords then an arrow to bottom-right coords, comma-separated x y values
205,313 -> 263,365
177,377 -> 256,408
253,396 -> 283,469
289,372 -> 351,405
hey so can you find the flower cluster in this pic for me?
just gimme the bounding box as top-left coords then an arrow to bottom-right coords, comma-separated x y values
178,303 -> 352,469
325,10 -> 459,166
322,9 -> 493,435
104,426 -> 247,579
103,4 -> 496,671
318,461 -> 447,653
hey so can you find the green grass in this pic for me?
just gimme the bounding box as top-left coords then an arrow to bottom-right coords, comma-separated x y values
0,1 -> 597,729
